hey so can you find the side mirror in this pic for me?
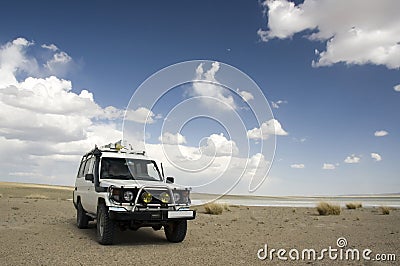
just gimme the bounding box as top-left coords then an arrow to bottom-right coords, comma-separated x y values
166,176 -> 174,183
85,173 -> 94,182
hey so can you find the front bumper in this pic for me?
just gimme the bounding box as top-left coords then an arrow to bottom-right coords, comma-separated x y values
109,209 -> 196,222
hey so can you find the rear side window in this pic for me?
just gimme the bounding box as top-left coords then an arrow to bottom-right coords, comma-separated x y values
83,157 -> 94,176
77,157 -> 87,178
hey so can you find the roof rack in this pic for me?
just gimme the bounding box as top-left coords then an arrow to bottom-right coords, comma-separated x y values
86,140 -> 146,157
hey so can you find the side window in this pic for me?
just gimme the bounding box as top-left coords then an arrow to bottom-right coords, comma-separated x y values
77,157 -> 87,178
83,156 -> 94,177
135,163 -> 144,176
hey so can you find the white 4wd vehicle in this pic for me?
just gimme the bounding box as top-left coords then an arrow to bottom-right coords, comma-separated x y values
73,142 -> 196,245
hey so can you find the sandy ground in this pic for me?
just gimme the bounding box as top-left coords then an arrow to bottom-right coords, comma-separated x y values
0,182 -> 399,265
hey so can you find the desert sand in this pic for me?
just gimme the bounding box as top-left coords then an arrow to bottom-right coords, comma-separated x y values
0,182 -> 398,265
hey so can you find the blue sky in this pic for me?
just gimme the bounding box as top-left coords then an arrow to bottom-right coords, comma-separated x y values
0,0 -> 399,196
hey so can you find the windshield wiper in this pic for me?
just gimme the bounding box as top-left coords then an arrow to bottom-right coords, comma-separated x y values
104,175 -> 132,180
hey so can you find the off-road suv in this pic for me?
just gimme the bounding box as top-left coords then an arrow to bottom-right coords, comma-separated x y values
73,141 -> 196,245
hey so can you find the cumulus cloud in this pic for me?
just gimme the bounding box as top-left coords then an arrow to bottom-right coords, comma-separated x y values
159,132 -> 187,145
0,37 -> 75,87
322,163 -> 336,170
344,154 -> 361,164
247,119 -> 288,140
191,62 -> 236,110
125,107 -> 159,124
200,133 -> 239,157
0,37 -> 124,185
0,37 -> 39,87
290,164 -> 305,169
394,84 -> 400,92
236,89 -> 254,102
371,153 -> 382,162
374,130 -> 388,137
44,51 -> 72,74
12,38 -> 34,46
41,43 -> 58,51
259,0 -> 400,69
144,139 -> 271,194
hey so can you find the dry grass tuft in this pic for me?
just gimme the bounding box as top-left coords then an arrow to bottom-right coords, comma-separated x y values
25,194 -> 49,199
222,203 -> 230,211
316,202 -> 341,215
204,203 -> 224,215
379,206 -> 390,215
346,202 -> 362,209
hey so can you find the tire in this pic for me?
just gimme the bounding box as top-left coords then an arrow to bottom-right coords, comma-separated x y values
164,220 -> 187,243
77,201 -> 89,229
96,203 -> 115,245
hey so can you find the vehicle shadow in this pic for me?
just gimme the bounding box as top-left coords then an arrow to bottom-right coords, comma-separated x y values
67,218 -> 170,246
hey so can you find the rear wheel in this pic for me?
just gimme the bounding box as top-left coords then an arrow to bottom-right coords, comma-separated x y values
76,201 -> 89,229
164,220 -> 187,243
96,203 -> 115,245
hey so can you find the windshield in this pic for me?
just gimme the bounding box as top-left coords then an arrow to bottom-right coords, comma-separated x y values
100,157 -> 162,181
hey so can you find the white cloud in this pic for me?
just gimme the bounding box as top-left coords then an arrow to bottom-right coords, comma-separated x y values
292,137 -> 306,143
371,153 -> 382,162
259,0 -> 400,69
344,154 -> 361,164
247,119 -> 288,140
374,130 -> 388,137
44,51 -> 72,74
200,133 -> 239,157
271,100 -> 287,109
0,37 -> 124,185
12,37 -> 34,47
0,37 -> 75,86
159,132 -> 187,145
125,107 -> 158,124
236,89 -> 254,102
144,139 -> 271,195
41,44 -> 59,51
322,163 -> 336,170
290,164 -> 305,169
0,37 -> 39,87
393,84 -> 400,92
191,62 -> 236,110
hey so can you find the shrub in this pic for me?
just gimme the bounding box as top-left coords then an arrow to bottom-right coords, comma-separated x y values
316,202 -> 341,215
204,203 -> 224,215
222,203 -> 230,211
346,202 -> 362,209
379,206 -> 390,215
25,194 -> 49,199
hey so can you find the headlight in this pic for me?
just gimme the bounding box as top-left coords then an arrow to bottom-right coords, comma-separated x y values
173,192 -> 180,202
123,190 -> 134,202
174,190 -> 191,204
160,192 -> 170,203
141,192 -> 152,203
110,187 -> 120,201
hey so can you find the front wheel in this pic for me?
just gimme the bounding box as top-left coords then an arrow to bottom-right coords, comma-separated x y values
96,203 -> 115,245
164,220 -> 187,243
77,201 -> 89,229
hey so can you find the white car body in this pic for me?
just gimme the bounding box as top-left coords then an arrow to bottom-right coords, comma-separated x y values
72,143 -> 195,244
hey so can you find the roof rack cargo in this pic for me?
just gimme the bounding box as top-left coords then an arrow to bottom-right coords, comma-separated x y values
85,140 -> 146,157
